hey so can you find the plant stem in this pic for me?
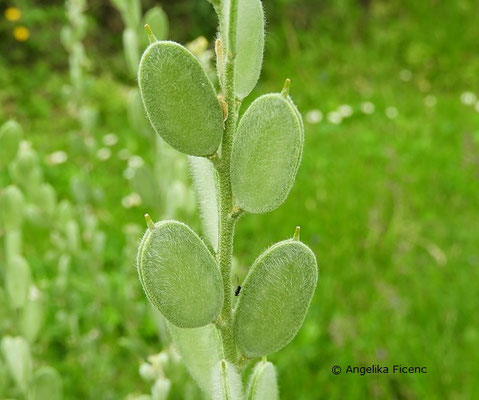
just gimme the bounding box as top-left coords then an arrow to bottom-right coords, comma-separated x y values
216,0 -> 239,363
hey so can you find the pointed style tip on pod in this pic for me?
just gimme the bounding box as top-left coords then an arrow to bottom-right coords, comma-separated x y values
144,24 -> 157,44
137,220 -> 224,328
144,213 -> 154,229
234,239 -> 318,357
293,226 -> 301,241
281,79 -> 291,98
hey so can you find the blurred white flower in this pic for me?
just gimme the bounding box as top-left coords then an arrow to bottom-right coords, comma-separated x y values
28,285 -> 42,301
121,192 -> 142,208
305,109 -> 323,124
338,104 -> 353,118
128,155 -> 144,169
399,69 -> 412,82
103,133 -> 118,147
327,111 -> 342,125
139,363 -> 155,381
123,168 -> 135,180
117,148 -> 130,160
424,95 -> 437,108
46,150 -> 68,165
385,107 -> 399,119
96,147 -> 111,161
461,91 -> 476,105
360,101 -> 375,114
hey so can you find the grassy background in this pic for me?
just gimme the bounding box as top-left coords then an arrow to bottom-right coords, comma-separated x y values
1,0 -> 479,398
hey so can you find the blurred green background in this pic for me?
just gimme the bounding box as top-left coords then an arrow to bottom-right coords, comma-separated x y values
1,0 -> 479,399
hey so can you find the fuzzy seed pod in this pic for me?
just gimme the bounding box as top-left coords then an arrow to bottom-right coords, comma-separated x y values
0,185 -> 25,230
168,323 -> 223,395
31,183 -> 57,216
211,360 -> 244,400
29,367 -> 62,400
234,239 -> 317,357
230,92 -> 304,213
188,156 -> 219,252
123,27 -> 140,77
9,145 -> 43,193
137,220 -> 224,328
0,120 -> 23,168
0,336 -> 32,393
6,255 -> 32,310
143,6 -> 169,42
246,361 -> 279,400
21,286 -> 45,343
127,88 -> 152,137
138,41 -> 224,156
222,0 -> 265,99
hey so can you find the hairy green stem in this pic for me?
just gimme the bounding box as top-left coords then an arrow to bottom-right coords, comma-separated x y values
216,0 -> 240,363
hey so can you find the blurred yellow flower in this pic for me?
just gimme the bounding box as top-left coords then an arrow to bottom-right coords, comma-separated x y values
13,26 -> 30,41
5,7 -> 21,21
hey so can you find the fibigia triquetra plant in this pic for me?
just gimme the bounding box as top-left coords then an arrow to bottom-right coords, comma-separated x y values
135,0 -> 318,398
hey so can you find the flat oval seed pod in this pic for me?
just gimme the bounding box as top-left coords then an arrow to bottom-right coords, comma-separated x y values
188,156 -> 219,252
138,41 -> 224,156
143,6 -> 169,42
0,336 -> 32,393
0,185 -> 25,231
123,28 -> 140,77
222,0 -> 265,99
29,367 -> 62,400
246,361 -> 279,400
0,120 -> 22,168
234,240 -> 317,357
21,286 -> 45,343
168,322 -> 223,395
6,255 -> 31,310
137,220 -> 223,328
231,93 -> 304,213
211,360 -> 244,400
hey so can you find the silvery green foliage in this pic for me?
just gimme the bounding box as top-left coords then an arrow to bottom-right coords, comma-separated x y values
4,230 -> 22,264
0,120 -> 22,169
234,239 -> 317,357
231,93 -> 304,213
188,156 -> 219,252
139,41 -> 224,156
221,0 -> 265,99
137,220 -> 224,328
0,185 -> 25,230
168,323 -> 223,395
5,255 -> 31,310
0,336 -> 32,393
21,286 -> 45,343
211,360 -> 244,400
29,366 -> 63,400
246,361 -> 279,400
9,144 -> 43,194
